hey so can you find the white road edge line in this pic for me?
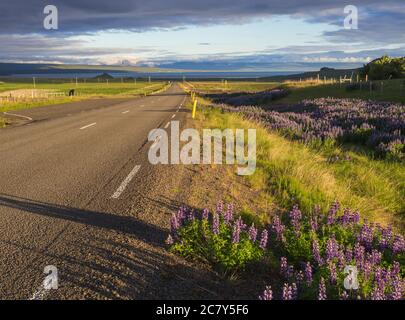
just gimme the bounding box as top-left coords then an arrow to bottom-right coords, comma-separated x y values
111,165 -> 142,199
80,122 -> 97,130
3,112 -> 33,121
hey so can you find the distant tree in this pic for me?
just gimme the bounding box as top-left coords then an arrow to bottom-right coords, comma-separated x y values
361,55 -> 405,80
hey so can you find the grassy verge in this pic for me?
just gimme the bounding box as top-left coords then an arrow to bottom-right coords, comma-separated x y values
167,96 -> 404,300
0,81 -> 168,113
193,99 -> 404,231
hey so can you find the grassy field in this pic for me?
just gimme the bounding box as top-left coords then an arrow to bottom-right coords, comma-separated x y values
196,103 -> 404,229
278,79 -> 405,104
0,80 -> 168,113
172,83 -> 405,300
186,78 -> 405,104
184,81 -> 280,93
189,78 -> 405,232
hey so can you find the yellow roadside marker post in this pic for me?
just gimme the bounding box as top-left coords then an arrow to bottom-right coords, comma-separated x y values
192,99 -> 197,119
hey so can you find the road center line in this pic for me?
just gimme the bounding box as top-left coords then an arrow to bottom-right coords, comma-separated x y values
111,165 -> 142,199
122,110 -> 130,114
79,122 -> 97,130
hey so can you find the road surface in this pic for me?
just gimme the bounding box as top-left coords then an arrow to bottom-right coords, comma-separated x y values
0,83 -> 230,299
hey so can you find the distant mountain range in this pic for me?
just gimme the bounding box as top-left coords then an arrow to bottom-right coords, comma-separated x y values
0,62 -> 361,81
0,63 -> 186,76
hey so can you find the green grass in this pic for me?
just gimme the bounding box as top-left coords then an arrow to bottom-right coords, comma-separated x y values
195,103 -> 404,232
0,81 -> 167,113
185,79 -> 405,105
185,81 -> 280,93
278,79 -> 405,104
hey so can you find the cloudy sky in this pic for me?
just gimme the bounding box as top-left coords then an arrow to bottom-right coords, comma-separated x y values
0,0 -> 404,71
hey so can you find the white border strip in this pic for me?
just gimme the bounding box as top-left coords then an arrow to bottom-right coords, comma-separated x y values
111,165 -> 141,199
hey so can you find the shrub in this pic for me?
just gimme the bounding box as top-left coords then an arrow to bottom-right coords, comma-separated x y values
168,202 -> 405,300
168,204 -> 264,275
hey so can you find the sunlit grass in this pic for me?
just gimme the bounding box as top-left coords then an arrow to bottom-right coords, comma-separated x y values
195,102 -> 404,232
0,81 -> 167,113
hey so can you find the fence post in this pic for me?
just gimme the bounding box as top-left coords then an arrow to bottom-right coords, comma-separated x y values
192,100 -> 197,119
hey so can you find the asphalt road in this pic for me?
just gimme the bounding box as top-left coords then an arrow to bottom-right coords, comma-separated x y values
0,83 -> 211,299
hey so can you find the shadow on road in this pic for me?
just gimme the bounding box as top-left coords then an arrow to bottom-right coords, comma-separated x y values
0,193 -> 166,247
0,193 -> 244,299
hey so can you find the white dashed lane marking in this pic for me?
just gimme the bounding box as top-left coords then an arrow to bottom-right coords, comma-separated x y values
111,165 -> 142,199
79,123 -> 97,130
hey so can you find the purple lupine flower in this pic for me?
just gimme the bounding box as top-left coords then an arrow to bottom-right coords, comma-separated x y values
310,204 -> 319,232
363,260 -> 372,279
340,291 -> 349,300
345,247 -> 353,263
248,224 -> 258,243
280,257 -> 294,279
326,236 -> 338,262
271,216 -> 285,242
370,285 -> 385,300
232,220 -> 241,244
318,277 -> 327,300
259,286 -> 273,300
170,213 -> 180,235
341,208 -> 351,226
351,211 -> 361,224
177,206 -> 187,224
312,239 -> 323,266
282,283 -> 293,300
260,229 -> 268,250
212,213 -> 220,235
216,201 -> 224,215
390,279 -> 403,300
358,221 -> 374,249
187,209 -> 195,221
289,205 -> 302,236
369,249 -> 382,266
391,261 -> 400,279
304,262 -> 313,285
287,266 -> 294,279
354,243 -> 365,269
280,257 -> 288,276
295,271 -> 304,284
310,216 -> 318,233
224,203 -> 234,224
327,201 -> 340,225
392,235 -> 405,255
291,283 -> 298,299
373,266 -> 387,296
329,263 -> 337,284
236,216 -> 247,231
337,247 -> 346,269
165,234 -> 174,245
202,208 -> 209,220
379,226 -> 393,250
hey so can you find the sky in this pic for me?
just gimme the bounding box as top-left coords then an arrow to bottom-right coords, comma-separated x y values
0,0 -> 404,71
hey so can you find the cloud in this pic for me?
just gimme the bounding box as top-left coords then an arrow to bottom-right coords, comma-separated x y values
0,0 -> 402,36
0,34 -> 161,64
0,1 -> 404,69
